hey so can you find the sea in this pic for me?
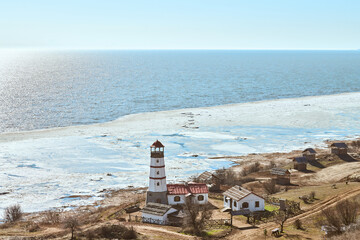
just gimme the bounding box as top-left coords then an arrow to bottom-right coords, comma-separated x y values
1,50 -> 360,213
1,50 -> 360,133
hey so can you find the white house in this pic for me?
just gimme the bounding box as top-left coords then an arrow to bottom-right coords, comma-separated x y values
167,183 -> 209,205
141,202 -> 177,225
223,185 -> 264,212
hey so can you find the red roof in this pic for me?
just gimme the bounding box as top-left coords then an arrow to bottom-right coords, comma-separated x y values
151,140 -> 164,148
167,183 -> 208,195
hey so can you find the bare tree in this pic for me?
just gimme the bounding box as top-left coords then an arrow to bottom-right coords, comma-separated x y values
321,200 -> 359,236
64,216 -> 80,240
214,168 -> 226,185
263,180 -> 280,194
336,200 -> 359,226
44,210 -> 61,224
183,198 -> 213,236
214,168 -> 239,186
294,219 -> 303,230
274,209 -> 289,233
4,204 -> 23,223
240,162 -> 261,177
322,208 -> 342,235
225,169 -> 238,185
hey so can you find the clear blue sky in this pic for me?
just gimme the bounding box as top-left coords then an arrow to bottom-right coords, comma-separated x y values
0,0 -> 359,50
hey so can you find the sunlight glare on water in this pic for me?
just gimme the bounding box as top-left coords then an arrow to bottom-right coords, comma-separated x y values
1,50 -> 360,133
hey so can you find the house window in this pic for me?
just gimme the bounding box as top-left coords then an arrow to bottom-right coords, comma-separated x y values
157,182 -> 160,186
156,199 -> 161,203
234,201 -> 237,207
255,201 -> 259,207
197,195 -> 204,201
157,171 -> 160,175
156,159 -> 159,163
174,196 -> 181,202
242,202 -> 249,208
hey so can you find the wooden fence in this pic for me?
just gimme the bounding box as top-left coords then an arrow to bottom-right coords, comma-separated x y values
128,214 -> 230,227
142,217 -> 167,225
128,215 -> 167,225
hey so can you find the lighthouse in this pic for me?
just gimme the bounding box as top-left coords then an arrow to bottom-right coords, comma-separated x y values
146,140 -> 168,204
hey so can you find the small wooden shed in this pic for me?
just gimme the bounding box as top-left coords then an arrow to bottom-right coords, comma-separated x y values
197,171 -> 220,190
293,157 -> 308,171
302,148 -> 316,161
141,202 -> 177,225
271,168 -> 291,185
330,143 -> 348,155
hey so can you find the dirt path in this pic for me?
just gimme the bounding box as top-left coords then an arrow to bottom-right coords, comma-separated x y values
287,186 -> 360,224
131,224 -> 196,239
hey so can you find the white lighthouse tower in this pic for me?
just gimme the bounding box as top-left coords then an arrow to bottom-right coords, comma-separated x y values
146,140 -> 168,204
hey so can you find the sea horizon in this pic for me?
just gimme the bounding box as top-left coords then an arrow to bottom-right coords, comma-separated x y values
1,49 -> 360,133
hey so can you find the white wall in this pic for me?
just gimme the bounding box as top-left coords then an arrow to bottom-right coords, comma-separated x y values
239,194 -> 264,211
142,208 -> 177,225
150,157 -> 165,167
150,167 -> 166,177
192,193 -> 208,205
142,212 -> 166,222
224,196 -> 231,208
167,193 -> 208,205
148,157 -> 167,192
149,178 -> 167,192
168,195 -> 186,205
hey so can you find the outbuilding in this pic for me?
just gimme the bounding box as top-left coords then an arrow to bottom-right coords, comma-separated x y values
331,143 -> 348,155
223,185 -> 264,212
271,168 -> 291,185
293,157 -> 308,171
141,202 -> 177,225
303,148 -> 316,161
197,171 -> 220,191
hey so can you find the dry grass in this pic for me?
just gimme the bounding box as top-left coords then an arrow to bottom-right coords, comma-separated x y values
328,228 -> 360,240
273,182 -> 360,206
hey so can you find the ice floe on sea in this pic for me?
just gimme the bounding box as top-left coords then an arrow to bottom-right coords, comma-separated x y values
1,92 -> 360,214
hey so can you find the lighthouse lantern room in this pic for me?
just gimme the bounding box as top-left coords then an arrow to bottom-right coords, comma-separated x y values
146,140 -> 168,204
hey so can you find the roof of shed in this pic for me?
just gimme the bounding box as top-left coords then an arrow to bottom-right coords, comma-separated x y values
167,183 -> 208,195
331,143 -> 348,149
223,185 -> 263,201
303,148 -> 317,154
271,168 -> 290,176
293,157 -> 308,163
197,171 -> 219,181
141,202 -> 173,216
168,210 -> 187,218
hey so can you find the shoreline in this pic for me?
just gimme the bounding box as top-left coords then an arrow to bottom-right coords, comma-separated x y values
1,92 -> 360,213
18,137 -> 360,223
1,90 -> 360,140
